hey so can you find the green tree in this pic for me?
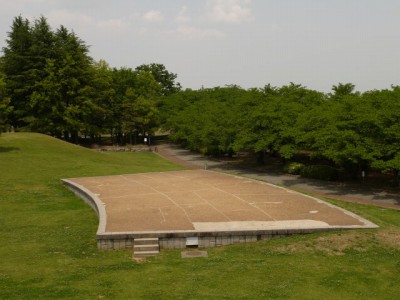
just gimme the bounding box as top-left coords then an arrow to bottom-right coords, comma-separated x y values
135,63 -> 181,96
2,16 -> 33,128
28,24 -> 93,141
29,16 -> 56,82
159,88 -> 202,129
234,83 -> 324,163
330,82 -> 357,97
54,25 -> 93,142
29,58 -> 63,135
0,66 -> 12,133
121,72 -> 160,144
3,16 -> 57,129
122,89 -> 158,145
166,86 -> 245,156
111,67 -> 138,143
296,91 -> 379,178
133,70 -> 161,99
81,60 -> 115,142
364,87 -> 400,184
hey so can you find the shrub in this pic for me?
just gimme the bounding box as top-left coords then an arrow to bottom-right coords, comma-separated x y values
300,165 -> 338,181
284,162 -> 305,175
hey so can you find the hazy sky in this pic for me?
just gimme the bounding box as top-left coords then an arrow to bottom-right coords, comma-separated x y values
0,0 -> 399,92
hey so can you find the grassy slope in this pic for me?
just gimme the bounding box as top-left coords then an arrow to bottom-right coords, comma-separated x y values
0,133 -> 399,299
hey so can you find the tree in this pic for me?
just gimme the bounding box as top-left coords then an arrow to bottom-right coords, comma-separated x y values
27,23 -> 93,141
2,16 -> 59,129
296,91 -> 380,178
330,83 -> 357,98
121,72 -> 160,144
121,89 -> 158,145
135,63 -> 181,96
54,25 -> 93,142
29,16 -> 56,81
29,58 -> 63,135
0,66 -> 12,133
2,15 -> 180,144
111,67 -> 140,143
2,16 -> 33,128
2,16 -> 93,140
159,88 -> 202,129
364,87 -> 400,184
81,60 -> 115,142
234,83 -> 324,163
165,86 -> 245,156
133,70 -> 162,99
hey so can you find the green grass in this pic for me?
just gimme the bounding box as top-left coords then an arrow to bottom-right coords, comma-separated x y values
1,132 -> 400,299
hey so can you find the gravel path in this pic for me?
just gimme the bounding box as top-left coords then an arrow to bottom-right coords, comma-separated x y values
156,144 -> 400,210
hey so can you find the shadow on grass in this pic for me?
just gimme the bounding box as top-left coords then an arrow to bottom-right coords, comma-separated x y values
160,144 -> 400,208
0,147 -> 19,153
279,177 -> 400,205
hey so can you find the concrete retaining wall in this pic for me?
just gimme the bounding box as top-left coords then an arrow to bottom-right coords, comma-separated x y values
95,228 -> 334,250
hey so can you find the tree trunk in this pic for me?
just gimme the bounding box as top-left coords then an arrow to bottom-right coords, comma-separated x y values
257,150 -> 265,165
63,131 -> 70,142
394,170 -> 399,187
110,130 -> 115,145
71,131 -> 79,144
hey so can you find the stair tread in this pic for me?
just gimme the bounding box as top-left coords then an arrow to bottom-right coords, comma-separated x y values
134,241 -> 159,244
134,250 -> 159,255
134,238 -> 159,246
133,238 -> 160,257
134,244 -> 159,248
134,238 -> 159,241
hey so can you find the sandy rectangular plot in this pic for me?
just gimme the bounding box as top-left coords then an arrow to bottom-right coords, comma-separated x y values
65,170 -> 374,233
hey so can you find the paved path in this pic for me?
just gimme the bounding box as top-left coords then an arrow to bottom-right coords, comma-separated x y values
157,144 -> 400,210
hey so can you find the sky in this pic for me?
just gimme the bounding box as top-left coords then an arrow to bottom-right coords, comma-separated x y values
0,0 -> 399,92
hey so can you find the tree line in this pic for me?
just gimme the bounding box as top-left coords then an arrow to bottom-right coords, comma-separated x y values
0,16 -> 180,143
160,83 -> 400,181
1,16 -> 399,182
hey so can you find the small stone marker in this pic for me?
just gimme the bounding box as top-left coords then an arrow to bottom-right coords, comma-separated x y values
181,250 -> 208,258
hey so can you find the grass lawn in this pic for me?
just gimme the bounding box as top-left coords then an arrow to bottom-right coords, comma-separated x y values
1,132 -> 399,299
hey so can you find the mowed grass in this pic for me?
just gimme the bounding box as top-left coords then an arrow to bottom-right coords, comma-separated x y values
1,132 -> 400,299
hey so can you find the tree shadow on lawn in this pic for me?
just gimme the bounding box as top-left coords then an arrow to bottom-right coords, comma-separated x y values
210,162 -> 400,207
0,146 -> 19,153
160,143 -> 400,208
279,177 -> 400,205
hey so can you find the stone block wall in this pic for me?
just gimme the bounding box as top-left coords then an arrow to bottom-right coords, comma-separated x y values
96,228 -> 334,250
97,238 -> 133,250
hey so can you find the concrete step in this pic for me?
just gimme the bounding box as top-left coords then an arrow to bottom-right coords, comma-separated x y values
133,237 -> 160,259
134,244 -> 159,252
134,238 -> 159,245
133,250 -> 160,258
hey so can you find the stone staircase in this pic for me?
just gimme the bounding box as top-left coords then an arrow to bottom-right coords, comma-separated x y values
133,237 -> 160,258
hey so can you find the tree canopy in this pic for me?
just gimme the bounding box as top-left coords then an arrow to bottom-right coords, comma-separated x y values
1,15 -> 400,183
160,83 -> 400,181
1,16 -> 179,143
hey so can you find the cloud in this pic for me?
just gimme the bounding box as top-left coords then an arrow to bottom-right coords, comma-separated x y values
207,0 -> 252,23
142,10 -> 164,23
0,0 -> 46,12
96,18 -> 130,31
270,23 -> 279,33
47,9 -> 94,28
167,25 -> 225,40
176,6 -> 191,23
47,9 -> 131,33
